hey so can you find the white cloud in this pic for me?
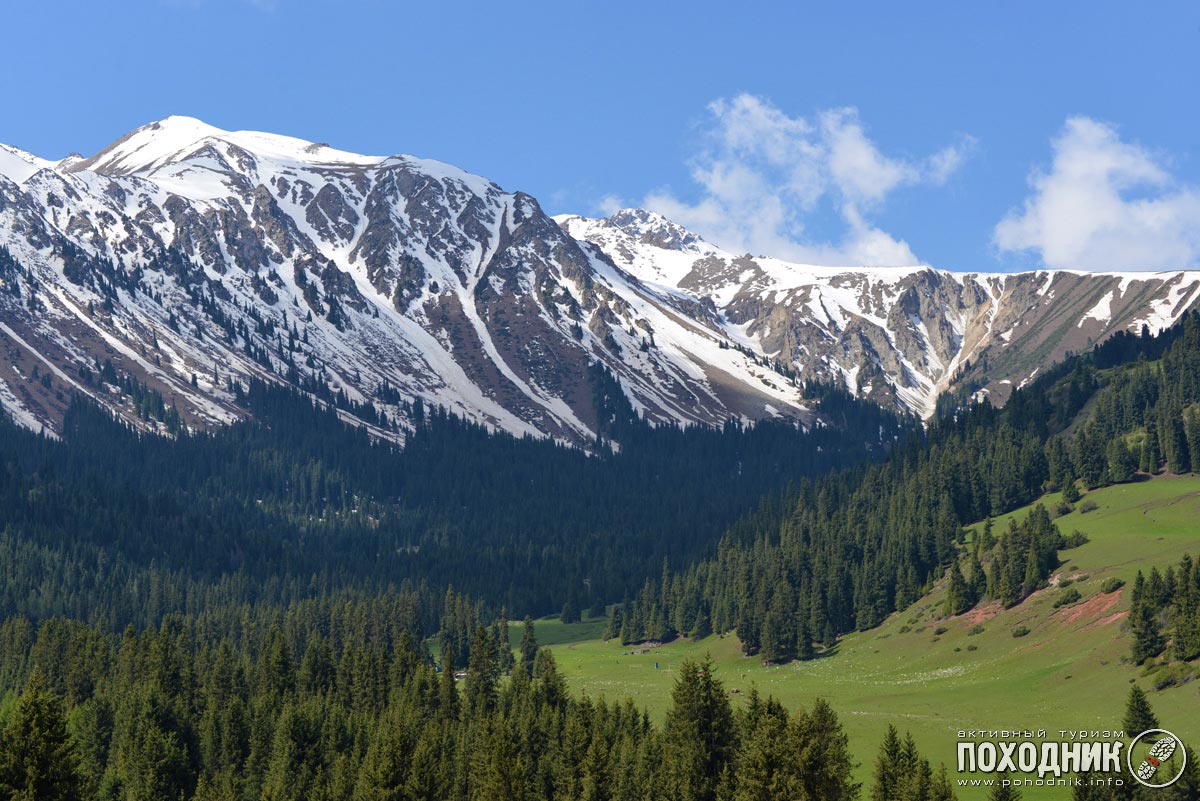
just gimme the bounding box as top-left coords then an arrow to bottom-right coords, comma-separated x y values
596,194 -> 623,216
995,116 -> 1200,270
639,95 -> 971,266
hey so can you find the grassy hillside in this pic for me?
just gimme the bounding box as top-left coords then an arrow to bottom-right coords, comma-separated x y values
524,474 -> 1200,800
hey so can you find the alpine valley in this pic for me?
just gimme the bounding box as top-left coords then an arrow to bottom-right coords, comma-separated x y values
3,117 -> 1200,442
5,116 -> 1200,801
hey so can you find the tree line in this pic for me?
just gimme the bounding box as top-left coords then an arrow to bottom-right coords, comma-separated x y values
605,313 -> 1200,662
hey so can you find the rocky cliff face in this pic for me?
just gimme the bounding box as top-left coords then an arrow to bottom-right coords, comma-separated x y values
1,119 -> 1198,443
0,119 -> 812,442
561,211 -> 1200,415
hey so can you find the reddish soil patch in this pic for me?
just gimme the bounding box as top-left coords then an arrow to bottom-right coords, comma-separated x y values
1053,589 -> 1122,627
961,601 -> 1002,625
1080,610 -> 1129,632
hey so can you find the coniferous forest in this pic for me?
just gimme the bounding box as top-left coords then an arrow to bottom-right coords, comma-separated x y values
1,312 -> 1200,800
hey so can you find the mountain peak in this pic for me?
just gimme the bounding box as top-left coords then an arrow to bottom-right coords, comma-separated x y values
67,116 -> 385,177
602,208 -> 710,253
0,143 -> 60,184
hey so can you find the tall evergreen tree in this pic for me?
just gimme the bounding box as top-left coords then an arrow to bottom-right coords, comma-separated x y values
465,625 -> 498,716
987,775 -> 1021,800
789,698 -> 860,801
871,725 -> 902,801
1122,685 -> 1157,735
944,560 -> 973,617
662,657 -> 735,801
1107,437 -> 1137,484
0,670 -> 84,801
518,617 -> 538,677
1131,596 -> 1166,665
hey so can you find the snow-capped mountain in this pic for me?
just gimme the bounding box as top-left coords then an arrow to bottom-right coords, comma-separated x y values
561,210 -> 1200,415
0,118 -> 812,441
1,118 -> 1198,442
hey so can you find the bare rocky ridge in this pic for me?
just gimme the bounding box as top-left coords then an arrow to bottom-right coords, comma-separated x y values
561,212 -> 1200,415
1,118 -> 1198,442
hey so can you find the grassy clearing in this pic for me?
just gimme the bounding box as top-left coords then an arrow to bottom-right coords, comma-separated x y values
537,474 -> 1200,800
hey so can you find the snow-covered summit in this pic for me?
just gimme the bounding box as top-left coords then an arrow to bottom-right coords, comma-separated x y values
0,143 -> 63,185
68,116 -> 385,177
1,117 -> 1199,441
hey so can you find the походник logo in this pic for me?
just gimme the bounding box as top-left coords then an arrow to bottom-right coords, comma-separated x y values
1127,729 -> 1187,789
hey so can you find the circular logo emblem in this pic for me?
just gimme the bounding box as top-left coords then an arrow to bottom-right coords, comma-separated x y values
1127,729 -> 1187,789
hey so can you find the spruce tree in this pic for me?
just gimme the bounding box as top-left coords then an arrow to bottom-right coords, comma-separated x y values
1107,437 -> 1137,484
0,670 -> 84,801
561,595 -> 581,625
1122,685 -> 1157,735
789,698 -> 860,801
465,625 -> 498,716
438,645 -> 459,722
1164,414 -> 1191,475
981,517 -> 997,551
1131,598 -> 1166,664
662,656 -> 735,801
988,775 -> 1021,800
519,616 -> 538,677
1021,543 -> 1042,598
604,604 -> 623,642
797,619 -> 815,661
968,554 -> 987,602
871,725 -> 902,801
732,697 -> 789,801
1141,422 -> 1160,474
493,608 -> 515,673
944,560 -> 973,617
1062,475 -> 1081,504
928,764 -> 957,801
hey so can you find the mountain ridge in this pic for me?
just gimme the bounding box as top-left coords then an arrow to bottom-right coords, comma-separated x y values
1,117 -> 1198,440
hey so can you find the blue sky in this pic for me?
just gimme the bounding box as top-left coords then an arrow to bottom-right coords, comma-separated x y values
3,0 -> 1199,271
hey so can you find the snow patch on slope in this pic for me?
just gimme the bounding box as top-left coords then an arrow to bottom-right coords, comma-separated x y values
1078,290 -> 1114,327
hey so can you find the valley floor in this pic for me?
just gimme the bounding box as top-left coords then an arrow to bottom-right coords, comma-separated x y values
529,474 -> 1200,800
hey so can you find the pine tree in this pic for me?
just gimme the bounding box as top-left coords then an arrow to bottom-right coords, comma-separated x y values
789,698 -> 860,801
944,559 -> 973,617
1122,685 -> 1158,735
1185,409 -> 1200,475
561,595 -> 581,625
1107,437 -> 1137,484
928,764 -> 957,801
1062,475 -> 1081,504
968,554 -> 987,603
797,619 -> 815,662
465,625 -> 498,716
518,616 -> 538,677
871,725 -> 902,801
0,670 -> 84,801
1131,597 -> 1166,664
1141,422 -> 1160,474
761,608 -> 795,664
981,517 -> 997,551
1164,414 -> 1191,475
438,645 -> 459,722
605,603 -> 623,642
662,656 -> 735,801
1021,543 -> 1042,598
352,705 -> 416,801
987,775 -> 1021,800
732,695 -> 789,801
492,608 -> 515,673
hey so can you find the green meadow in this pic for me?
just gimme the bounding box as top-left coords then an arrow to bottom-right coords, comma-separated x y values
516,475 -> 1200,800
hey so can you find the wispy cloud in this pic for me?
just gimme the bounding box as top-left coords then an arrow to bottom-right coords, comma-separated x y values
995,117 -> 1200,270
632,95 -> 973,266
